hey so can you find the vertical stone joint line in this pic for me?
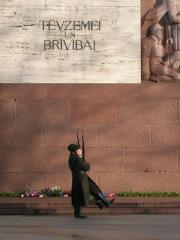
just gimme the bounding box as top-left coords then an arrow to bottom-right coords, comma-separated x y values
177,100 -> 179,123
14,98 -> 17,124
150,124 -> 152,147
45,84 -> 48,99
124,148 -> 126,173
68,98 -> 71,124
177,148 -> 179,170
122,100 -> 125,125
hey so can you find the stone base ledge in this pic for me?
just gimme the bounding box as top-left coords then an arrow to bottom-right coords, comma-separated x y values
0,197 -> 180,215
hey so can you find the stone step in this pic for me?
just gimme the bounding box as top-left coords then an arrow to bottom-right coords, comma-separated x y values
0,197 -> 180,215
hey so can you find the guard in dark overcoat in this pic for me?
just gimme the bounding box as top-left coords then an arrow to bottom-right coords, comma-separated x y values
68,143 -> 115,219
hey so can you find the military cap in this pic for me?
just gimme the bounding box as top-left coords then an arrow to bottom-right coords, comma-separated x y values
67,144 -> 81,152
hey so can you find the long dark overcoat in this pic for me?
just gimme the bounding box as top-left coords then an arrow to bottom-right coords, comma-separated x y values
68,153 -> 90,207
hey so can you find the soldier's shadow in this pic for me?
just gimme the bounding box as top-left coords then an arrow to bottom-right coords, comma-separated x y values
71,234 -> 96,240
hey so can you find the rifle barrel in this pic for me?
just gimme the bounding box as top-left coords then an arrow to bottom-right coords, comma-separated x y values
77,130 -> 80,145
82,130 -> 85,161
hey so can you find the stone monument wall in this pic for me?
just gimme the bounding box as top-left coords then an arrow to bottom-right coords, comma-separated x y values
0,0 -> 180,193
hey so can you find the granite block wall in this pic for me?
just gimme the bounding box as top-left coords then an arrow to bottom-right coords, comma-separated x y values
0,81 -> 180,192
0,0 -> 180,193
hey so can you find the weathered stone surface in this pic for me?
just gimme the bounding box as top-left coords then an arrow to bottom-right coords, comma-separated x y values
125,124 -> 151,147
87,147 -> 125,173
16,147 -> 69,173
0,84 -> 46,99
0,1 -> 140,83
125,147 -> 178,172
98,172 -> 180,192
151,124 -> 180,147
0,173 -> 71,192
47,84 -> 94,100
0,125 -> 17,147
15,124 -> 43,148
140,82 -> 180,98
0,99 -> 16,124
98,124 -> 126,147
70,98 -> 123,124
0,148 -> 18,172
16,98 -> 70,125
42,124 -> 98,147
124,99 -> 178,123
95,99 -> 124,124
94,84 -> 141,99
70,99 -> 96,124
0,81 -> 180,192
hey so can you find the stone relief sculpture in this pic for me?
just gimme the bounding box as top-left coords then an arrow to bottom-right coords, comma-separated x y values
142,0 -> 180,82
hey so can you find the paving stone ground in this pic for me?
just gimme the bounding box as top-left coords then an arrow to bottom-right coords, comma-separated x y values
0,214 -> 179,240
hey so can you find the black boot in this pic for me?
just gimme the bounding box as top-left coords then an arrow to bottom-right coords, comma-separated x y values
95,200 -> 104,209
74,206 -> 87,219
97,193 -> 115,208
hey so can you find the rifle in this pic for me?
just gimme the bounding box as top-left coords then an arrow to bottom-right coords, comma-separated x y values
77,129 -> 85,161
82,129 -> 85,161
77,130 -> 80,146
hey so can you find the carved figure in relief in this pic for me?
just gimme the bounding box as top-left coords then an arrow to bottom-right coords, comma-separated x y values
142,23 -> 180,82
142,0 -> 180,81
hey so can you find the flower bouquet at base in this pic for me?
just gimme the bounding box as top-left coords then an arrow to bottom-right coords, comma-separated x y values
40,186 -> 64,197
102,192 -> 116,199
20,186 -> 40,198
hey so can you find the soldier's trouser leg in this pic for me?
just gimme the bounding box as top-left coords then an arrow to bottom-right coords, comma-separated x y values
88,177 -> 103,199
73,205 -> 87,219
89,181 -> 114,208
74,205 -> 80,217
89,193 -> 95,201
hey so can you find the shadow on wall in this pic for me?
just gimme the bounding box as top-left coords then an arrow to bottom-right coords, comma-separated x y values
0,1 -> 179,192
0,82 -> 180,192
0,84 -> 138,192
